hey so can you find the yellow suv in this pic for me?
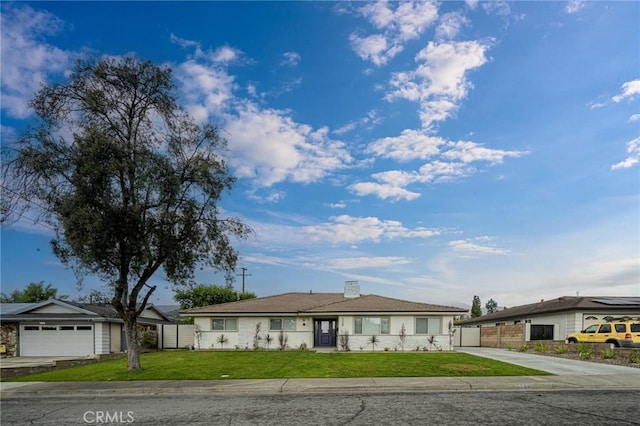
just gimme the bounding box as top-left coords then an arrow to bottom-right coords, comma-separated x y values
566,319 -> 640,348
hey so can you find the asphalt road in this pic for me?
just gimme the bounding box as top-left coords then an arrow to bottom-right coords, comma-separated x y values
2,391 -> 639,425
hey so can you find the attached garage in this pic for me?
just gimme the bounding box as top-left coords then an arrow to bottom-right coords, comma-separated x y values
20,324 -> 94,356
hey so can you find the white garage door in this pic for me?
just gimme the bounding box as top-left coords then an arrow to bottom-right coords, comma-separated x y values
20,324 -> 94,356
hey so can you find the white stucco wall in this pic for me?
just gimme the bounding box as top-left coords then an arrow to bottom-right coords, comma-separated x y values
193,314 -> 457,351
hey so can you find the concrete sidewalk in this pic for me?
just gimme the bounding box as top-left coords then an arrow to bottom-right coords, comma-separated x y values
2,374 -> 639,398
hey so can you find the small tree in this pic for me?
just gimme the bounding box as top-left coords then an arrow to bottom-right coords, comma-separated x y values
485,298 -> 498,314
368,335 -> 379,351
3,57 -> 252,371
253,322 -> 262,350
398,323 -> 407,351
338,332 -> 350,351
278,330 -> 288,350
471,295 -> 482,318
264,333 -> 273,350
216,334 -> 228,350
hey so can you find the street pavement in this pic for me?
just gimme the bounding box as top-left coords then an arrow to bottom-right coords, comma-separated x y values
1,348 -> 639,397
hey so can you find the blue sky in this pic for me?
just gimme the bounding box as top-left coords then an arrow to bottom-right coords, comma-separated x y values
1,1 -> 638,309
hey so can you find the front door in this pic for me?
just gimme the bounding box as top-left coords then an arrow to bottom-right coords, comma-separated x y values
314,319 -> 336,347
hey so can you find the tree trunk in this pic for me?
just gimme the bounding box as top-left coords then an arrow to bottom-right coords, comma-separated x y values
124,319 -> 142,371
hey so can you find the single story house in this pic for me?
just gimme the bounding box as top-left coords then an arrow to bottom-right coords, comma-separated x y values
181,282 -> 467,351
0,299 -> 187,357
457,296 -> 640,342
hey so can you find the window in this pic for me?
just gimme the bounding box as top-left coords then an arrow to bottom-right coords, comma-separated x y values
42,326 -> 57,331
59,326 -> 75,331
354,317 -> 390,334
631,324 -> 640,333
24,326 -> 39,331
77,326 -> 92,331
583,325 -> 598,333
415,318 -> 442,334
598,324 -> 611,333
212,318 -> 237,331
269,318 -> 296,331
530,325 -> 554,340
615,324 -> 626,333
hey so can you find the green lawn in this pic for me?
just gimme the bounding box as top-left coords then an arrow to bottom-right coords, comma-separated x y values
9,350 -> 550,382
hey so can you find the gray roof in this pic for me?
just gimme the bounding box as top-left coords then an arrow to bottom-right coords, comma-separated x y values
182,292 -> 467,315
458,296 -> 640,325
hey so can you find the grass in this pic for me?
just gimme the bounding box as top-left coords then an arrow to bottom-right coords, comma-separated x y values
8,350 -> 550,382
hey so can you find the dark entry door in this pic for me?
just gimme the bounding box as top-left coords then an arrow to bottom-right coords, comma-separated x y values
314,319 -> 336,347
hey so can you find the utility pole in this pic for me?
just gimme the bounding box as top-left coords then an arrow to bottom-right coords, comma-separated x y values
237,267 -> 251,294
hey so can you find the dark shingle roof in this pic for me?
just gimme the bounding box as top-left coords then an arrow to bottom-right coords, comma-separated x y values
458,296 -> 640,325
182,292 -> 467,315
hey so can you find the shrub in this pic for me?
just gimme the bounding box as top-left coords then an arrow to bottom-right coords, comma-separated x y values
299,342 -> 308,351
535,342 -> 549,354
216,334 -> 228,349
600,348 -> 616,360
629,351 -> 640,364
554,345 -> 568,355
577,343 -> 593,360
368,335 -> 379,351
519,344 -> 529,352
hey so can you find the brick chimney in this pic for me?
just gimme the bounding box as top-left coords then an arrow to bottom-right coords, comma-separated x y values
344,281 -> 360,298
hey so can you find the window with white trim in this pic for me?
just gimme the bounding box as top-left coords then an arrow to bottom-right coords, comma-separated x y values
269,318 -> 296,331
415,317 -> 442,334
212,318 -> 237,331
354,317 -> 390,334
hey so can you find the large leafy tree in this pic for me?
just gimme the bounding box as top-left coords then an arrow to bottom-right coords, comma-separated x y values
174,284 -> 256,310
0,281 -> 65,303
3,57 -> 252,370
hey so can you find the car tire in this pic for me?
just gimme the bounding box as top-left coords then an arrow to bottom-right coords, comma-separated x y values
606,340 -> 620,348
567,338 -> 577,344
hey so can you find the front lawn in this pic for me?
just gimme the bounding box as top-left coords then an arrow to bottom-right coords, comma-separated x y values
9,351 -> 550,381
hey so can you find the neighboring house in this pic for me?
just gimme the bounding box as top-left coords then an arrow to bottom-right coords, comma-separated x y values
457,296 -> 640,342
181,282 -> 467,351
0,299 -> 189,357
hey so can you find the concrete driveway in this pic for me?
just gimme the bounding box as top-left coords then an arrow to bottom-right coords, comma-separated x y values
0,356 -> 83,369
457,347 -> 640,375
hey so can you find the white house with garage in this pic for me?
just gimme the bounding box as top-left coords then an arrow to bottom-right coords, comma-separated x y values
0,299 -> 189,357
457,296 -> 640,342
181,282 -> 467,351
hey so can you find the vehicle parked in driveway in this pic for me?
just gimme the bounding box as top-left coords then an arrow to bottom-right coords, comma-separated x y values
566,318 -> 640,348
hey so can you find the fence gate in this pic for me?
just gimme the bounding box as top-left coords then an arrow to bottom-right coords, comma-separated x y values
160,324 -> 194,349
453,326 -> 480,347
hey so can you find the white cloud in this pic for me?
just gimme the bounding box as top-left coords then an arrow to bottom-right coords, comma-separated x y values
386,40 -> 491,128
350,0 -> 439,66
449,239 -> 510,255
565,1 -> 586,14
209,45 -> 244,64
611,136 -> 640,170
175,59 -> 236,121
368,130 -> 445,161
465,0 -> 479,10
329,202 -> 347,209
0,4 -> 71,119
435,12 -> 469,41
304,215 -> 439,244
349,33 -> 401,67
324,256 -> 412,270
348,181 -> 422,201
281,51 -> 301,67
442,141 -> 527,164
225,102 -> 353,186
612,79 -> 640,103
629,114 -> 640,122
481,1 -> 512,17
